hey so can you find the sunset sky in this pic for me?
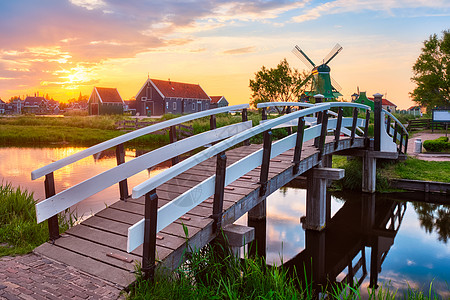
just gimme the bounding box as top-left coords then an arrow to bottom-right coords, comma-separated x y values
1,1 -> 449,109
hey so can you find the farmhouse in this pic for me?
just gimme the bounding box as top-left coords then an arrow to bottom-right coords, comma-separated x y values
88,87 -> 124,115
135,78 -> 211,116
210,96 -> 229,109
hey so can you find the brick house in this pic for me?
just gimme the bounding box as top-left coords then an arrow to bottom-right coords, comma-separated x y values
88,87 -> 124,115
135,78 -> 211,116
210,96 -> 229,109
368,96 -> 397,112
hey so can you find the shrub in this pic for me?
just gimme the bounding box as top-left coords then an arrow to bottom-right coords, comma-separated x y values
423,136 -> 450,152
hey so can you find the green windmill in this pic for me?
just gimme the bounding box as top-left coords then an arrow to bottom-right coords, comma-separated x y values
292,44 -> 343,100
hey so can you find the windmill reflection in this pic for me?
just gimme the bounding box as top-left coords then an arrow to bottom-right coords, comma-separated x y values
280,193 -> 406,291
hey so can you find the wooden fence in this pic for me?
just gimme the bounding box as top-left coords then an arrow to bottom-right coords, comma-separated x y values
407,118 -> 447,131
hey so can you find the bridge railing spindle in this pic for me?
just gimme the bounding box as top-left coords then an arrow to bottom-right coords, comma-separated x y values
169,126 -> 179,165
286,106 -> 292,135
293,117 -> 305,175
142,189 -> 158,281
317,110 -> 328,161
115,143 -> 129,200
213,152 -> 227,232
350,107 -> 358,146
242,108 -> 250,146
398,131 -> 404,154
392,122 -> 398,143
373,93 -> 383,151
259,130 -> 272,197
44,172 -> 59,241
334,107 -> 343,150
404,134 -> 408,154
364,109 -> 370,148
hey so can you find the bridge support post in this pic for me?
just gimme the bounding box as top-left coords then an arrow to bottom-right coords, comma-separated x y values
248,199 -> 267,258
373,93 -> 383,151
362,151 -> 376,193
213,152 -> 227,233
304,168 -> 344,231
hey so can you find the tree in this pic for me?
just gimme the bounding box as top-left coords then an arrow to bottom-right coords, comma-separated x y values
411,30 -> 450,110
249,58 -> 310,112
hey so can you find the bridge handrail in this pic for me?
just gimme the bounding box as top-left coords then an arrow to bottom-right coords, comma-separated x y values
31,104 -> 249,180
128,102 -> 370,252
34,121 -> 252,224
383,109 -> 408,136
132,102 -> 371,199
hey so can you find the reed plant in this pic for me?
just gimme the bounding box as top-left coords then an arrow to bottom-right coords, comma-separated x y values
0,183 -> 74,256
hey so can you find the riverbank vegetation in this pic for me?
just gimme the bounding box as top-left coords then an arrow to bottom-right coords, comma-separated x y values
126,241 -> 445,299
0,113 -> 263,147
0,183 -> 73,256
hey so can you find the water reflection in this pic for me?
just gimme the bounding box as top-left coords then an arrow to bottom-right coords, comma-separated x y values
0,147 -> 167,218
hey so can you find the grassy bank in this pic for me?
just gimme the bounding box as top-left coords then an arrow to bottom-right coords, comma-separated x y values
0,113 -> 263,147
0,183 -> 73,256
126,241 -> 445,299
333,155 -> 450,192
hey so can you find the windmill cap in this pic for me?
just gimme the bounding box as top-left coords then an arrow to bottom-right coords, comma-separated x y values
317,64 -> 330,72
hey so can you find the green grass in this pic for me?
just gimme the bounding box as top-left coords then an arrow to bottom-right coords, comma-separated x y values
0,183 -> 73,256
385,157 -> 450,182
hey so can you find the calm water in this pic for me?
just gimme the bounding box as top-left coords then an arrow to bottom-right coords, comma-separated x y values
1,147 -> 449,297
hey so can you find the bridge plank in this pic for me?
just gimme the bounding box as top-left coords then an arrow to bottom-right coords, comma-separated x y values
34,243 -> 135,288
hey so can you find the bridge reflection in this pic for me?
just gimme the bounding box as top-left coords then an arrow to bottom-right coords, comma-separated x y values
252,192 -> 407,291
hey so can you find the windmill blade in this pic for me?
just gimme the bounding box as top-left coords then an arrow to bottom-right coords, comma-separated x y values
331,76 -> 342,92
292,45 -> 315,70
323,43 -> 343,65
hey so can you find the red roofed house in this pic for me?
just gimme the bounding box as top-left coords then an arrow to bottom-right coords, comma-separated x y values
368,97 -> 397,112
210,96 -> 229,109
88,87 -> 124,115
135,78 -> 211,116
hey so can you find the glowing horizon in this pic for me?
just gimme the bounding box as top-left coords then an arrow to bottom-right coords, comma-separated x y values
1,1 -> 449,108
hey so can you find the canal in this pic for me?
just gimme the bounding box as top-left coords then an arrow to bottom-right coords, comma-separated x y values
1,147 -> 449,297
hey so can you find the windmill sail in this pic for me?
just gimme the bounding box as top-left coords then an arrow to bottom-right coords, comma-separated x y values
323,43 -> 343,65
292,45 -> 315,70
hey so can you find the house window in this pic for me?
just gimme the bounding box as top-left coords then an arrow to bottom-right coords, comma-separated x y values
173,102 -> 177,110
166,102 -> 169,110
192,103 -> 195,111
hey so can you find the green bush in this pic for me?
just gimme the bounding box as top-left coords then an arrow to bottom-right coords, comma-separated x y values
423,136 -> 450,152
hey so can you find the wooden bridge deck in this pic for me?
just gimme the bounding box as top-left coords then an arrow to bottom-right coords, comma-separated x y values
34,136 -> 364,288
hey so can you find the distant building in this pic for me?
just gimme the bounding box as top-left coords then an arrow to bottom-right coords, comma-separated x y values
5,98 -> 24,114
210,96 -> 229,109
352,92 -> 397,112
0,100 -> 5,114
135,78 -> 211,116
23,96 -> 47,114
368,96 -> 397,112
88,87 -> 124,115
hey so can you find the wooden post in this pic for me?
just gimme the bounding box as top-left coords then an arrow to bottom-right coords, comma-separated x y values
44,173 -> 59,241
242,108 -> 250,146
213,152 -> 227,232
248,200 -> 267,258
169,126 -> 179,165
334,107 -> 343,150
398,131 -> 404,154
210,115 -> 217,130
350,107 -> 358,146
362,151 -> 376,193
373,93 -> 383,151
292,117 -> 305,175
115,143 -> 129,200
404,134 -> 408,154
314,94 -> 324,147
304,168 -> 344,231
386,108 -> 391,133
142,189 -> 158,281
317,110 -> 328,161
364,109 -> 370,148
392,122 -> 398,143
259,130 -> 272,197
286,106 -> 292,135
261,107 -> 267,120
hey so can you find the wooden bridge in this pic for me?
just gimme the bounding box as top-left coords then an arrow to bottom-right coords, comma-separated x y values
32,94 -> 409,288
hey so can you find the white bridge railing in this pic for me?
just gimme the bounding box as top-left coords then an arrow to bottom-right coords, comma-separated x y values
32,104 -> 250,239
